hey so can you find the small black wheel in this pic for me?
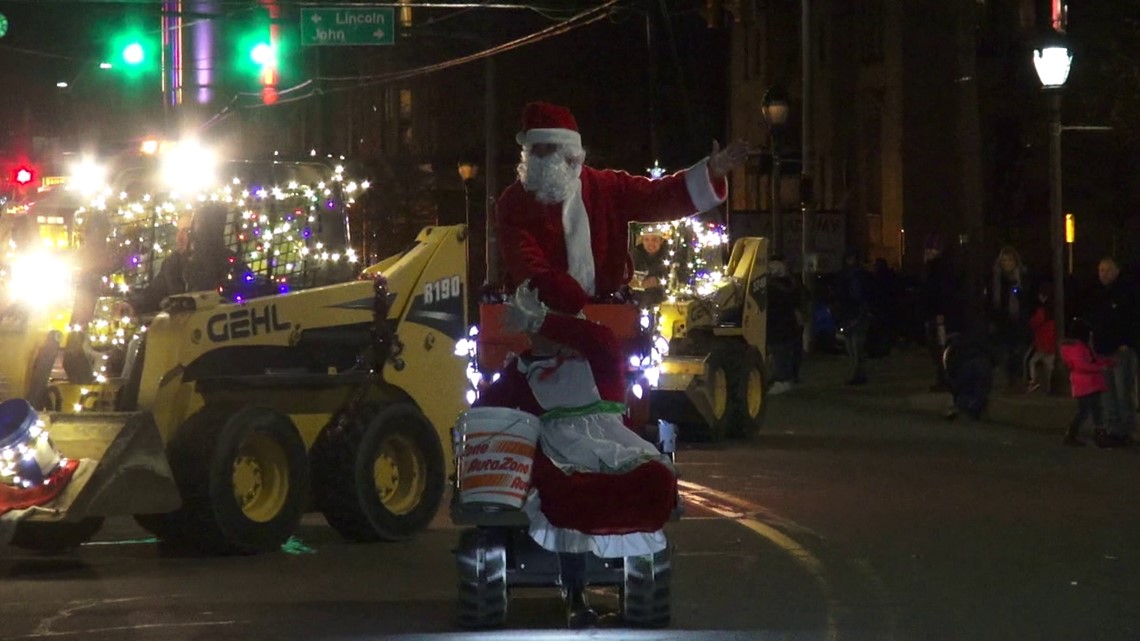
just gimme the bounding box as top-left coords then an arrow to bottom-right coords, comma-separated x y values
621,546 -> 672,628
730,347 -> 767,438
9,517 -> 105,552
161,406 -> 309,555
456,528 -> 509,629
311,403 -> 445,542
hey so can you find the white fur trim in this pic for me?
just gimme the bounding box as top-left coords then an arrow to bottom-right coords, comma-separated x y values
561,180 -> 595,295
516,127 -> 582,147
685,157 -> 726,213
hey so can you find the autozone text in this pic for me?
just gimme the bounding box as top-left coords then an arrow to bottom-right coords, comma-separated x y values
207,304 -> 293,342
463,456 -> 531,476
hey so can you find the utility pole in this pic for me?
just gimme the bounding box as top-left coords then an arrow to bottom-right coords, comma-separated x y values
801,0 -> 816,351
956,0 -> 985,333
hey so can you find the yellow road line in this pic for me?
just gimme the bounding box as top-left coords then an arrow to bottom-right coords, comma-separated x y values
679,481 -> 839,641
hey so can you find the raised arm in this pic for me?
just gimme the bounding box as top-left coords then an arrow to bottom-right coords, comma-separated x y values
607,139 -> 749,225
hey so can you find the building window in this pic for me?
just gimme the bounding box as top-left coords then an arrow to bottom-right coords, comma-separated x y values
860,0 -> 884,63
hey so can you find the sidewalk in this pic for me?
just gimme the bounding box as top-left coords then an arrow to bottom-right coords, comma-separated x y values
786,344 -> 1075,436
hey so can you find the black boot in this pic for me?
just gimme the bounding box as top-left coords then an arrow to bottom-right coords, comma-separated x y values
564,586 -> 599,629
558,553 -> 598,629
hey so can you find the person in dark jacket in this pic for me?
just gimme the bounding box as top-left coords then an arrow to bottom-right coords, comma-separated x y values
867,258 -> 899,357
943,329 -> 996,421
766,255 -> 802,394
836,249 -> 872,385
988,245 -> 1034,390
921,234 -> 960,391
1086,257 -> 1138,448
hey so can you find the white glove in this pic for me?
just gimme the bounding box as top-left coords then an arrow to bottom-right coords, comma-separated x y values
504,280 -> 548,334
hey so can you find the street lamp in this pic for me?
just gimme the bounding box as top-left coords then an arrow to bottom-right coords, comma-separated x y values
762,86 -> 790,256
458,161 -> 479,230
1034,42 -> 1071,353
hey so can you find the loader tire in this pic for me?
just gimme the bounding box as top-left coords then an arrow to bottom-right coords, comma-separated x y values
9,517 -> 104,553
162,406 -> 309,555
311,403 -> 445,542
704,347 -> 740,441
621,546 -> 672,628
455,527 -> 509,629
730,347 -> 768,438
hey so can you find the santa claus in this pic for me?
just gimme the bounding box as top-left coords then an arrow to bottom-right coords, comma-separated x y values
497,101 -> 750,301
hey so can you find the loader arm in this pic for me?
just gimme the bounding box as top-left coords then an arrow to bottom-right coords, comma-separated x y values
373,225 -> 469,469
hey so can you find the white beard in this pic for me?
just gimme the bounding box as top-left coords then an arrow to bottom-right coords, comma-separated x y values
518,148 -> 584,204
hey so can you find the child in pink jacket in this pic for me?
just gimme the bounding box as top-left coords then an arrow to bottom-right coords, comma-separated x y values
1059,318 -> 1113,447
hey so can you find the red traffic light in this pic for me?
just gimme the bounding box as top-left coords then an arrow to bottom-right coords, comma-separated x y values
14,167 -> 34,185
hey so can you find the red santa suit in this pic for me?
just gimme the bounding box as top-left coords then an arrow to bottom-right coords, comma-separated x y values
498,101 -> 728,300
473,286 -> 677,557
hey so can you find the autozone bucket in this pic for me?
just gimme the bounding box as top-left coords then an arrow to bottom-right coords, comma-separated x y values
455,407 -> 540,509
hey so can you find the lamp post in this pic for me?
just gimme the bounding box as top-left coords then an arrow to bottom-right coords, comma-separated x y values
1033,42 -> 1072,353
762,86 -> 790,256
458,161 -> 479,230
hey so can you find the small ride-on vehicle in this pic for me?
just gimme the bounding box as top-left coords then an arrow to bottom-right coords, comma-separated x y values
450,300 -> 677,629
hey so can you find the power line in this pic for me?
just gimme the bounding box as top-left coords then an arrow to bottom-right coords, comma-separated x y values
193,0 -> 619,127
315,0 -> 618,86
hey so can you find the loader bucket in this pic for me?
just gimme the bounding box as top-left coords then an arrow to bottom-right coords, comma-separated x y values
29,412 -> 180,522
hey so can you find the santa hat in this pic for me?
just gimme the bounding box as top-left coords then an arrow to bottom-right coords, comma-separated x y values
529,271 -> 588,316
515,101 -> 582,147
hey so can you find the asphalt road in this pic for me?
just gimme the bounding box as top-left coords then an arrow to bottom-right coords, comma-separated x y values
1,390 -> 1138,641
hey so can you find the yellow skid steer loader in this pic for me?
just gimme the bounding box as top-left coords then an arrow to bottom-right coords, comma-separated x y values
1,225 -> 470,554
650,236 -> 770,441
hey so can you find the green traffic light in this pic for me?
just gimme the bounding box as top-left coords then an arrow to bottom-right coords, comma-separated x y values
123,42 -> 144,65
250,43 -> 275,66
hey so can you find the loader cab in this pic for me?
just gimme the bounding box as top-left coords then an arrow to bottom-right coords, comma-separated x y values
106,157 -> 365,303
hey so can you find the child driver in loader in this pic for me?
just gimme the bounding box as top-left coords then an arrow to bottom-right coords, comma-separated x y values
473,275 -> 678,628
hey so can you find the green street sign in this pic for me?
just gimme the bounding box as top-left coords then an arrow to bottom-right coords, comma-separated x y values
300,7 -> 395,46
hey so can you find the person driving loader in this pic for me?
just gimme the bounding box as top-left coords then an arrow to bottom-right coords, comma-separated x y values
120,203 -> 245,316
63,212 -> 121,383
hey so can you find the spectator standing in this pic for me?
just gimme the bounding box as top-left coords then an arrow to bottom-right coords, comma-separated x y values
1025,281 -> 1057,394
922,234 -> 959,391
766,255 -> 802,394
988,245 -> 1033,391
1059,318 -> 1112,447
1086,257 -> 1138,448
836,249 -> 872,385
867,257 -> 899,357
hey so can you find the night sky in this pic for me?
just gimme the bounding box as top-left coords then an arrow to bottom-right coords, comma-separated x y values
0,1 -> 727,174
